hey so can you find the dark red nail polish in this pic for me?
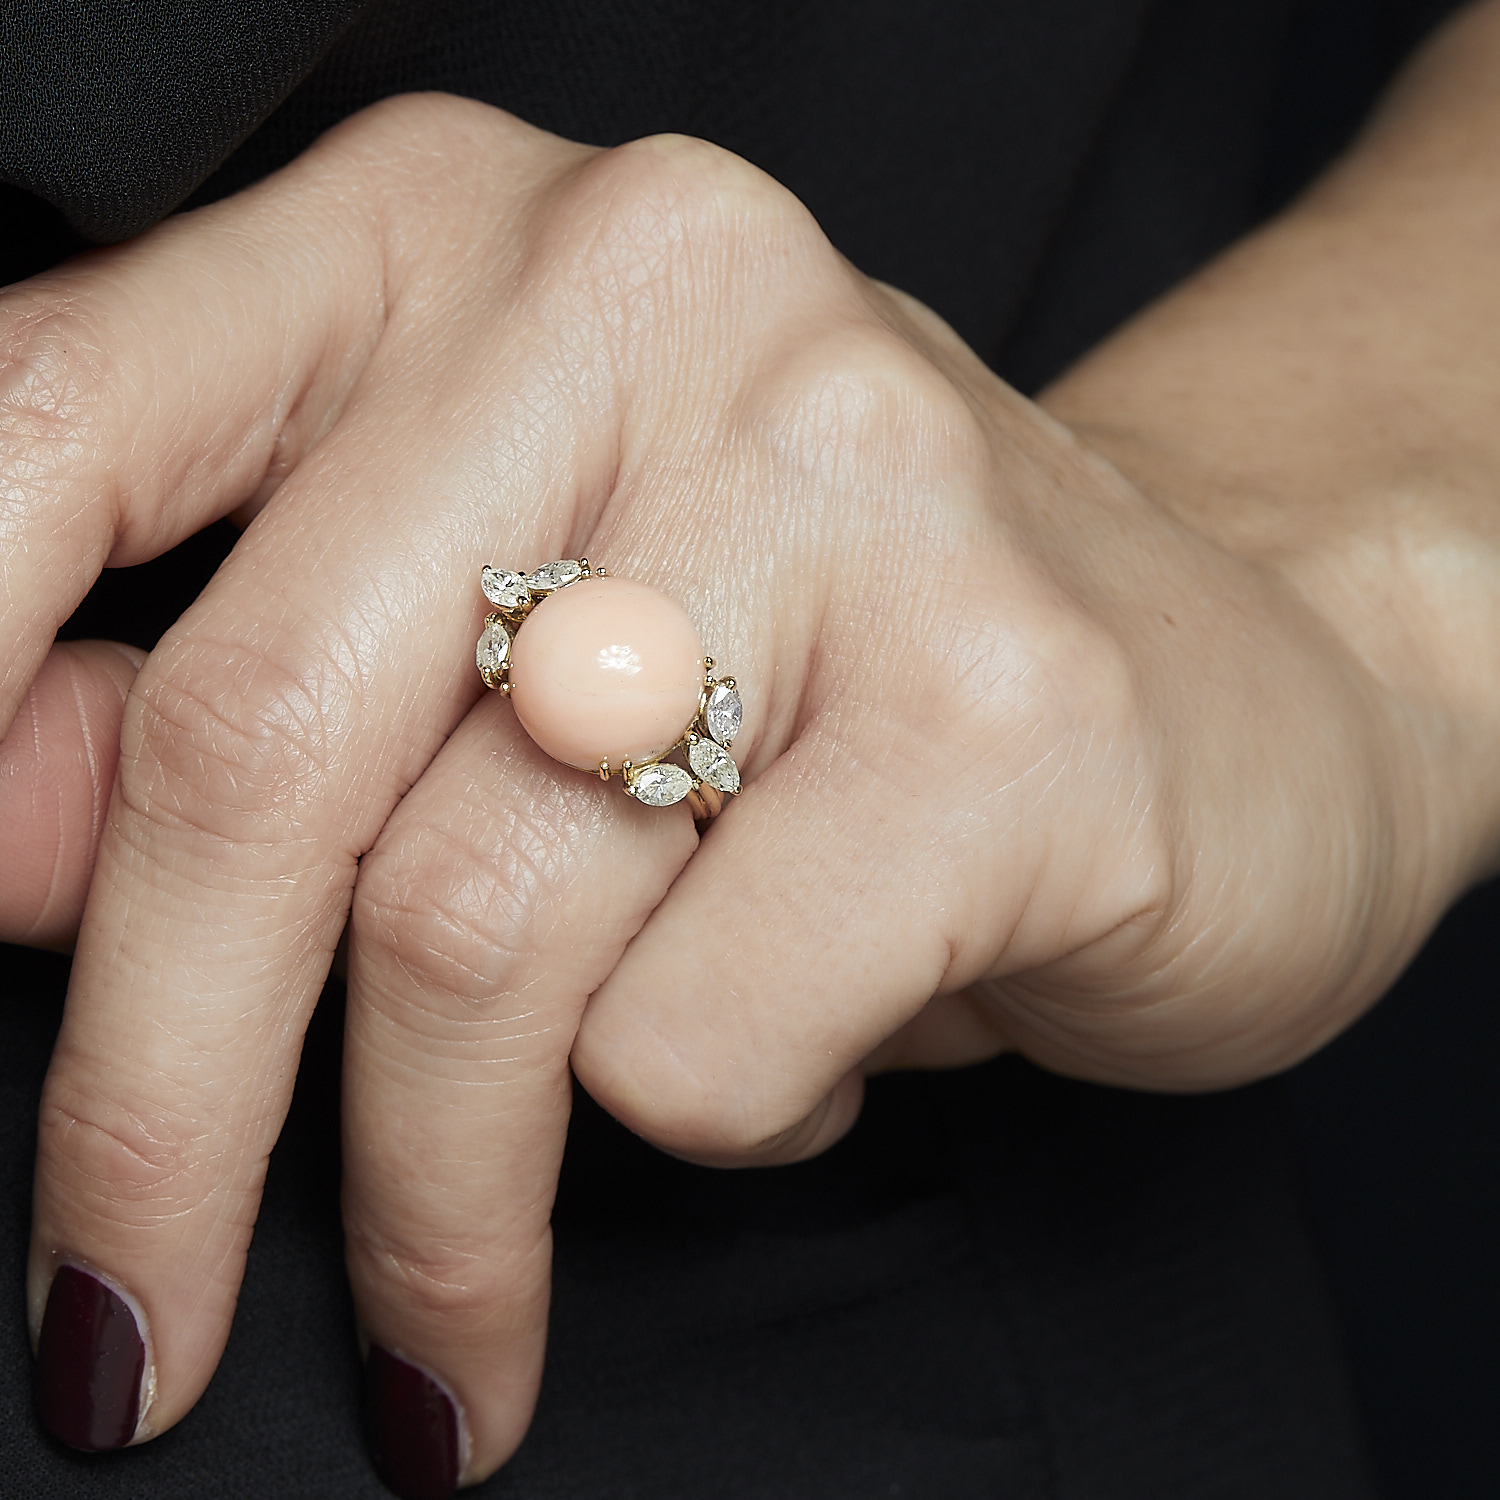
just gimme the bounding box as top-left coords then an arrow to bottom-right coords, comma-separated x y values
35,1264 -> 145,1451
364,1344 -> 461,1500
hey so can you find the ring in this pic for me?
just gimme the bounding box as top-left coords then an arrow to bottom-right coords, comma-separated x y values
475,559 -> 743,820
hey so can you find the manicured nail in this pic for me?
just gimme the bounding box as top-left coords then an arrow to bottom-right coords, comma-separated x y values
35,1264 -> 146,1451
364,1345 -> 461,1500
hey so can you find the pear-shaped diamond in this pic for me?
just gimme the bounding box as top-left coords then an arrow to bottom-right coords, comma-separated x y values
475,621 -> 511,685
525,559 -> 584,593
688,737 -> 739,794
704,682 -> 742,747
627,763 -> 693,807
481,565 -> 530,610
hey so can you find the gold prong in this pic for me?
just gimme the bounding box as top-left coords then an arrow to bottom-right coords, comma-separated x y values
598,758 -> 611,781
595,566 -> 608,577
499,680 -> 512,696
703,655 -> 714,672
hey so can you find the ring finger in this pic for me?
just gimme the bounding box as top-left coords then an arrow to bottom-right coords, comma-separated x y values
343,690 -> 697,1495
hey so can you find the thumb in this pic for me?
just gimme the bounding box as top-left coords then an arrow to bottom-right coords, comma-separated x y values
0,639 -> 143,951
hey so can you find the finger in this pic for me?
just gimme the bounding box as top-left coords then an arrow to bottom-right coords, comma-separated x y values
574,651 -> 1165,1165
0,102 -> 396,740
27,127 -> 603,1447
571,723 -> 957,1166
344,701 -> 695,1493
0,639 -> 143,950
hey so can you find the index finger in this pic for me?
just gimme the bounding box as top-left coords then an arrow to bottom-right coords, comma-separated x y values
0,111 -> 388,739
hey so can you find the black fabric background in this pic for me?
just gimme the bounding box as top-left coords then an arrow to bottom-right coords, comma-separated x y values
0,949 -> 1379,1499
0,1 -> 1495,1496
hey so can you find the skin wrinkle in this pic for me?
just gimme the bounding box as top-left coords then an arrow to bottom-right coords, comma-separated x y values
1020,936 -> 1362,1080
0,380 -> 122,725
364,886 -> 565,1010
104,785 -> 329,891
354,773 -> 606,1036
38,1066 -> 248,1232
1011,832 -> 1361,1057
347,1230 -> 555,1349
122,650 -> 342,841
290,609 -> 385,741
361,1012 -> 570,1089
41,1029 -> 315,1229
44,1101 -> 198,1194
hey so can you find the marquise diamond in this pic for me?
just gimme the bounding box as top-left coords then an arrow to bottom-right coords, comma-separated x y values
525,559 -> 584,593
704,683 -> 742,747
481,565 -> 530,611
688,737 -> 740,795
475,621 -> 511,684
628,763 -> 694,807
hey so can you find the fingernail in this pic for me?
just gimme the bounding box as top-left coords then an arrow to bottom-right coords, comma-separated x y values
364,1344 -> 461,1500
35,1264 -> 146,1451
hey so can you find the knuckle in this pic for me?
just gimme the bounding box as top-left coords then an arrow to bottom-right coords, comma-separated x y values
361,91 -> 544,161
928,584 -> 1173,942
596,132 -> 807,234
757,321 -> 989,502
117,633 -> 347,847
922,569 -> 1146,752
38,1081 -> 210,1229
323,93 -> 540,203
629,1091 -> 796,1160
1031,605 -> 1145,736
345,1220 -> 547,1332
0,291 -> 119,543
354,834 -> 532,1009
537,134 -> 824,322
352,799 -> 579,1016
579,1034 -> 797,1160
345,89 -> 484,142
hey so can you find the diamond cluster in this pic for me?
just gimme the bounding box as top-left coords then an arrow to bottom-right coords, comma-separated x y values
475,559 -> 743,815
621,673 -> 742,811
475,558 -> 596,691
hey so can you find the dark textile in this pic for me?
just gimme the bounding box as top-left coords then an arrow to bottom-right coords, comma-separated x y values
1284,876 -> 1500,1500
0,0 -> 370,244
0,0 -> 1482,1495
0,947 -> 1372,1498
0,0 -> 1463,380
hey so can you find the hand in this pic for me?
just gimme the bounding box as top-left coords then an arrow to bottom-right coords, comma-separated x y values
6,68 -> 1496,1496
